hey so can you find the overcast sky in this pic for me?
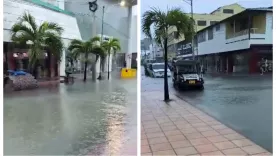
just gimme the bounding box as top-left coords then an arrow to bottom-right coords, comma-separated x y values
140,0 -> 272,39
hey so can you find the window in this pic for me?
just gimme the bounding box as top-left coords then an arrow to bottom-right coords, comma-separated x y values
197,32 -> 206,43
223,9 -> 234,14
215,24 -> 220,31
197,20 -> 207,26
210,21 -> 218,25
208,28 -> 213,40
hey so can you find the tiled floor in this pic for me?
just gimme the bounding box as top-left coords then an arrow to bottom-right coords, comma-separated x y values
141,91 -> 271,156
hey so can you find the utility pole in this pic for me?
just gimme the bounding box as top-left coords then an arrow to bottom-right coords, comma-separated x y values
190,0 -> 195,60
101,6 -> 105,42
89,0 -> 98,81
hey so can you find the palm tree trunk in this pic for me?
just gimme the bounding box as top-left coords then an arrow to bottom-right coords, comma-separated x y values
83,53 -> 88,81
164,38 -> 170,101
108,52 -> 110,79
97,56 -> 104,80
92,55 -> 99,81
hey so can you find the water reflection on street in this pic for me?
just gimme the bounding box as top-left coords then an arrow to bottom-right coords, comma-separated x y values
4,76 -> 137,155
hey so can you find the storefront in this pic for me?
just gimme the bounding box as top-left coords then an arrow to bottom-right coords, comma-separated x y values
3,42 -> 59,79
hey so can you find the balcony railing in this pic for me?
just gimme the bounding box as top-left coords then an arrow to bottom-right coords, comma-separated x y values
226,28 -> 265,39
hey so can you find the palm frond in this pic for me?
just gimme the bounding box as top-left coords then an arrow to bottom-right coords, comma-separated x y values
19,12 -> 38,33
101,38 -> 121,55
91,45 -> 106,57
39,22 -> 64,35
68,39 -> 83,51
11,31 -> 33,45
142,7 -> 167,40
11,23 -> 35,41
90,36 -> 101,43
166,8 -> 194,41
44,32 -> 64,61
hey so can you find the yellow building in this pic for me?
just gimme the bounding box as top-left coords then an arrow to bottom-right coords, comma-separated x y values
168,3 -> 245,57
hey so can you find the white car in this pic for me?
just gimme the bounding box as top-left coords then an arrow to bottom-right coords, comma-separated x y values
148,63 -> 171,78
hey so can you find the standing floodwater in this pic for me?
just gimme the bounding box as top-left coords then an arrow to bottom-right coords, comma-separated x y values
4,76 -> 137,155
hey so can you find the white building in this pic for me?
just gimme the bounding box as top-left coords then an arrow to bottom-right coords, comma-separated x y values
149,43 -> 163,61
195,8 -> 272,73
4,0 -> 137,79
4,0 -> 82,77
65,0 -> 137,69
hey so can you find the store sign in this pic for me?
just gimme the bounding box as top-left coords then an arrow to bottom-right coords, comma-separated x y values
176,42 -> 192,56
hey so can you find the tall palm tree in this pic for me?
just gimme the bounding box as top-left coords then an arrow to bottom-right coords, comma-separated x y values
11,12 -> 64,78
142,7 -> 194,101
102,38 -> 121,79
68,36 -> 104,81
97,50 -> 107,80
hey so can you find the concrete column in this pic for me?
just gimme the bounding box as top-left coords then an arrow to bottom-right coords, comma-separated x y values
96,57 -> 101,76
126,6 -> 132,68
104,54 -> 113,72
59,49 -> 66,77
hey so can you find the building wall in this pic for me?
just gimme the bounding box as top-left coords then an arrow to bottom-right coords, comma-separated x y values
65,0 -> 134,54
130,16 -> 137,53
211,3 -> 245,15
167,3 -> 245,46
197,11 -> 272,56
250,12 -> 273,45
4,0 -> 82,76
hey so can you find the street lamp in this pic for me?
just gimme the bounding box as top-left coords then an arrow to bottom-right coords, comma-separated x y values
101,1 -> 125,80
182,0 -> 195,60
120,0 -> 126,6
88,0 -> 98,37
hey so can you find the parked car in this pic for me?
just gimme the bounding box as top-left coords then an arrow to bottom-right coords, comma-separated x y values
147,63 -> 171,78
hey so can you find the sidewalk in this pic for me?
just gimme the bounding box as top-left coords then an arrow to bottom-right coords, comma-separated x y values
141,91 -> 271,156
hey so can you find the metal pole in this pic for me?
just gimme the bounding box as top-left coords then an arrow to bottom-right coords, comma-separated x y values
101,6 -> 105,80
108,52 -> 110,79
101,6 -> 105,42
191,0 -> 195,60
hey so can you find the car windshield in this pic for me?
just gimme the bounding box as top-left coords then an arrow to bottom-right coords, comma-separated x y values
178,65 -> 197,74
152,64 -> 164,69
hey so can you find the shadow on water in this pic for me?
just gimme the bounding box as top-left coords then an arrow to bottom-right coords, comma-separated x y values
4,75 -> 137,155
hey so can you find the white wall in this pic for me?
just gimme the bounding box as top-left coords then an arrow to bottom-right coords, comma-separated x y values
197,23 -> 250,56
3,0 -> 82,77
4,0 -> 81,40
131,15 -> 137,53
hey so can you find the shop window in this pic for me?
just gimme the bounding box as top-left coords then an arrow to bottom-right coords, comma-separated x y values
197,20 -> 207,26
223,9 -> 234,14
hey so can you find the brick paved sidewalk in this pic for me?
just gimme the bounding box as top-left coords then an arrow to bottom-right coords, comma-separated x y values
141,91 -> 271,156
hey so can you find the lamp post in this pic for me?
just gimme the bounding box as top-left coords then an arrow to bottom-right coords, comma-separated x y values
89,0 -> 98,37
182,0 -> 195,60
101,1 -> 126,80
89,0 -> 98,81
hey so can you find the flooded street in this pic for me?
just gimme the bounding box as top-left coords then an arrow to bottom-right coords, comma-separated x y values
141,67 -> 272,152
4,76 -> 137,155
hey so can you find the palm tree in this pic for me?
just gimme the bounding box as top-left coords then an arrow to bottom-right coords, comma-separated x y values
142,7 -> 194,101
102,38 -> 121,79
97,51 -> 107,80
68,36 -> 105,81
11,12 -> 64,78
